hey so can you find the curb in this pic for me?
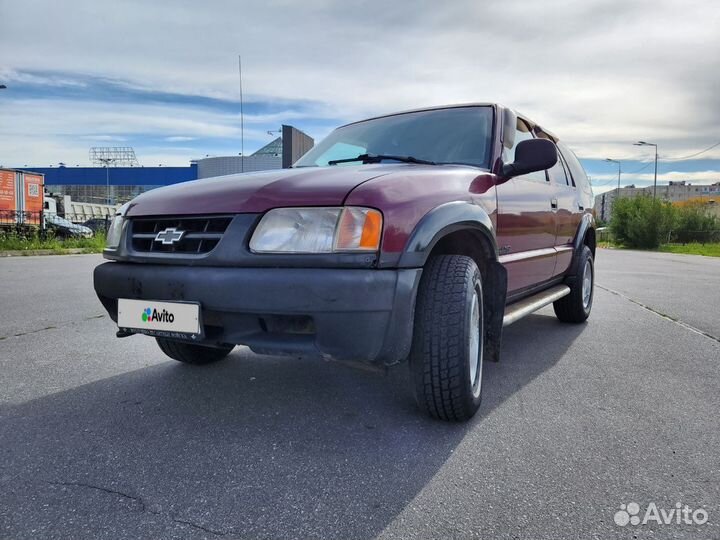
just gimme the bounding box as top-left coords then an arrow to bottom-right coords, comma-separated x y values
0,248 -> 96,257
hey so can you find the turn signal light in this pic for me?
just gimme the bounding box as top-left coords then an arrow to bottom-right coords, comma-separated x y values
335,208 -> 383,251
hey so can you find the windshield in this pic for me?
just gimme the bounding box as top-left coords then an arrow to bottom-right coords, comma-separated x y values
46,214 -> 75,227
295,106 -> 494,168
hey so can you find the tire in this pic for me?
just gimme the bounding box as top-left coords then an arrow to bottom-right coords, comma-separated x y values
156,338 -> 234,365
554,245 -> 594,323
411,255 -> 484,421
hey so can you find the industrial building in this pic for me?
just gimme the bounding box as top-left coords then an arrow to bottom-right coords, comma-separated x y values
594,180 -> 720,222
20,125 -> 313,205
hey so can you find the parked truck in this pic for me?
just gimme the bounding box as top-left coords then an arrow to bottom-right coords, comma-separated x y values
44,195 -> 119,230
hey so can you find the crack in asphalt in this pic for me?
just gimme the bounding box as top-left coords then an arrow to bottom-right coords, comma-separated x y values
597,284 -> 720,344
11,326 -> 58,338
48,481 -> 145,510
169,517 -> 228,537
47,480 -> 228,536
1,315 -> 106,341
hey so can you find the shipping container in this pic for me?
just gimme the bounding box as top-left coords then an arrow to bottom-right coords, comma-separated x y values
0,168 -> 45,227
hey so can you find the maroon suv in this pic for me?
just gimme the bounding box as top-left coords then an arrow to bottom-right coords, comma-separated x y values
94,104 -> 596,421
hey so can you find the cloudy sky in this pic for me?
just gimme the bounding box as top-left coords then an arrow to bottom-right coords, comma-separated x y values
1,0 -> 719,193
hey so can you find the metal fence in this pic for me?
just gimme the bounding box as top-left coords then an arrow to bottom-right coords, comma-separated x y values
0,210 -> 42,228
0,209 -> 111,235
61,208 -> 112,232
597,227 -> 720,245
667,230 -> 720,245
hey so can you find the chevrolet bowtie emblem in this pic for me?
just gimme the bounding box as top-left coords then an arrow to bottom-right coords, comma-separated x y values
154,227 -> 185,245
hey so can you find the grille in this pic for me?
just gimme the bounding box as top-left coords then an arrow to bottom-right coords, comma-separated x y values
130,216 -> 232,254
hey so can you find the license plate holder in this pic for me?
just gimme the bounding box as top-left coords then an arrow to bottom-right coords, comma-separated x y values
117,298 -> 203,340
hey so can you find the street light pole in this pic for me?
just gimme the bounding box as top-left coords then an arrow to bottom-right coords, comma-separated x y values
605,158 -> 622,197
653,144 -> 658,199
634,141 -> 659,199
97,157 -> 114,204
605,158 -> 622,222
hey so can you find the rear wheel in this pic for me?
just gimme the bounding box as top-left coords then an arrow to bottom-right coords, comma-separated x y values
554,245 -> 594,323
411,255 -> 484,422
156,338 -> 234,365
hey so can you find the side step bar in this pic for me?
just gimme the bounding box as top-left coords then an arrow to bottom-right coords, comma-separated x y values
502,284 -> 571,326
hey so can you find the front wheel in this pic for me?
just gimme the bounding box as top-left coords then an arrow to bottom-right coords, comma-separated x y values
411,255 -> 484,422
156,338 -> 234,365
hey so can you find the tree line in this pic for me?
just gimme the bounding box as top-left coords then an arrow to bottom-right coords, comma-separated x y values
610,197 -> 719,248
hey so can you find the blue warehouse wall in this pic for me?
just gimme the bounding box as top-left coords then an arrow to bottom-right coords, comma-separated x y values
19,164 -> 198,186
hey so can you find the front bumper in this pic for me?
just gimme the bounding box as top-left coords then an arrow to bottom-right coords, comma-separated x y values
94,263 -> 421,365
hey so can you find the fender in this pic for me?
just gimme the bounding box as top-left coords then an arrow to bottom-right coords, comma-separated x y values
568,213 -> 596,275
397,201 -> 506,363
397,201 -> 498,268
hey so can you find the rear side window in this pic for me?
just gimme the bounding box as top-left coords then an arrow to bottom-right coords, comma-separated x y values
558,152 -> 575,187
535,130 -> 570,186
546,150 -> 569,186
557,141 -> 587,188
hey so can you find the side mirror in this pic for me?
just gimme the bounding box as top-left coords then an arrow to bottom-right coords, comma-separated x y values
501,139 -> 558,178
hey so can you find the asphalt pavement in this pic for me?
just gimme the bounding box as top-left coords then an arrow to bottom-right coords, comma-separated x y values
1,249 -> 718,539
595,248 -> 720,339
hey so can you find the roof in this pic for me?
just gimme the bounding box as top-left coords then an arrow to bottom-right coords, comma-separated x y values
252,137 -> 282,156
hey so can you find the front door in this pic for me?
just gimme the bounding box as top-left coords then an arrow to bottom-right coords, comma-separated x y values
495,118 -> 557,294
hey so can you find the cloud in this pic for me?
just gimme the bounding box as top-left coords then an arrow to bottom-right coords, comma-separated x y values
79,135 -> 128,142
1,0 -> 719,173
594,170 -> 720,184
0,93 -> 336,165
0,68 -> 87,88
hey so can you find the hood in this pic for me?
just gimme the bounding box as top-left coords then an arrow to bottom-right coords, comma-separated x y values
125,165 -> 398,217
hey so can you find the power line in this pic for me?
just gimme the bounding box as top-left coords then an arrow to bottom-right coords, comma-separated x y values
662,141 -> 720,161
626,160 -> 654,174
622,141 -> 720,174
591,179 -> 617,187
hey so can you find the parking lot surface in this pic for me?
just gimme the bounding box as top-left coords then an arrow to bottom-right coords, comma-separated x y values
1,249 -> 718,539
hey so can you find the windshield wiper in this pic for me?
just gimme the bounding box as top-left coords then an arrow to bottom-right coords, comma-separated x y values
327,153 -> 437,166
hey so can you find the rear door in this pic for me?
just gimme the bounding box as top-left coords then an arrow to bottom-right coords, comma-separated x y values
495,118 -> 557,294
535,133 -> 582,277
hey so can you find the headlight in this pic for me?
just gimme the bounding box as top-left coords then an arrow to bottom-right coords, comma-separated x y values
105,216 -> 124,248
105,203 -> 130,249
250,207 -> 382,253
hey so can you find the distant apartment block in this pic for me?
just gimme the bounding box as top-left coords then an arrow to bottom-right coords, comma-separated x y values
594,180 -> 720,221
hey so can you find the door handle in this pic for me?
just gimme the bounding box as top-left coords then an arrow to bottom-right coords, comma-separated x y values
550,198 -> 558,209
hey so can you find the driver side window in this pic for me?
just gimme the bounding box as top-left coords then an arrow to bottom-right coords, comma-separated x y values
503,119 -> 546,182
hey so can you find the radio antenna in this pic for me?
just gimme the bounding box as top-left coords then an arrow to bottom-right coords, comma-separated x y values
238,55 -> 245,173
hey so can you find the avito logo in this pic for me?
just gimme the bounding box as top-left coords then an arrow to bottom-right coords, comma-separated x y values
614,502 -> 709,527
141,307 -> 175,323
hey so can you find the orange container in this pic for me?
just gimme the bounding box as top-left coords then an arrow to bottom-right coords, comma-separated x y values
0,169 -> 16,213
23,173 -> 44,225
0,168 -> 44,225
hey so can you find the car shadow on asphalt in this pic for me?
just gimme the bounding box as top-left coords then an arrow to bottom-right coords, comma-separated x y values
1,312 -> 587,539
